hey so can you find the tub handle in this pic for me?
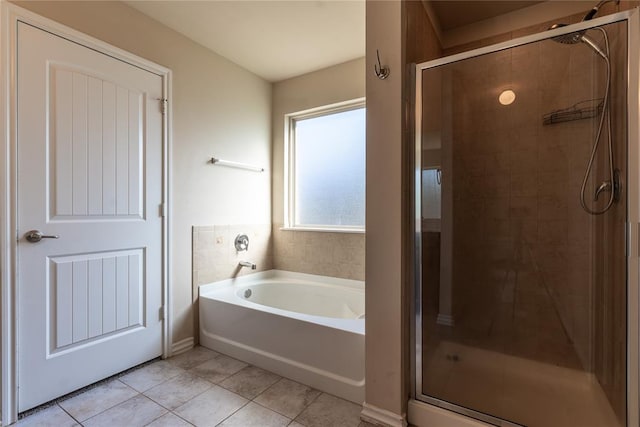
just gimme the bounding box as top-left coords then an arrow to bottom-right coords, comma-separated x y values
235,234 -> 249,251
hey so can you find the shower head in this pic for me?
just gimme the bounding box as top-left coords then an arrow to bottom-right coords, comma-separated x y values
549,23 -> 608,60
582,0 -> 620,21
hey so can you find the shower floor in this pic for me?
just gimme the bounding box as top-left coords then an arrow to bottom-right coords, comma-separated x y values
422,340 -> 620,427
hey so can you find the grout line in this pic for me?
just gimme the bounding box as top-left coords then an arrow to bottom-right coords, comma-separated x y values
57,403 -> 83,426
250,399 -> 295,420
78,390 -> 142,425
141,405 -> 170,427
143,378 -> 214,413
294,390 -> 323,422
167,411 -> 196,426
21,347 -> 362,427
212,399 -> 252,427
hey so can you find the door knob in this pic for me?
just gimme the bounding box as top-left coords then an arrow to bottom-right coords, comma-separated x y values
24,230 -> 59,243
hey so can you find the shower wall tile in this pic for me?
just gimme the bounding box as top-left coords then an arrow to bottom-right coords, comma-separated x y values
192,224 -> 273,288
272,225 -> 365,281
435,28 -> 622,375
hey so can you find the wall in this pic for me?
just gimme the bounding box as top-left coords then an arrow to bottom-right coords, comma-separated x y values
192,224 -> 272,286
271,58 -> 365,281
12,1 -> 272,346
442,1 -> 639,55
360,0 -> 444,422
362,0 -> 406,422
428,31 -> 607,372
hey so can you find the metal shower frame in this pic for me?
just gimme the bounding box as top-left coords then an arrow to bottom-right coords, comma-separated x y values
412,9 -> 640,427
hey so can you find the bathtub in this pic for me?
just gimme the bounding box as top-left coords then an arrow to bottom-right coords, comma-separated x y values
199,270 -> 365,403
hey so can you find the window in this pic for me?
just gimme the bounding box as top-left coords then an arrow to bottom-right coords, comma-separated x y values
285,99 -> 365,231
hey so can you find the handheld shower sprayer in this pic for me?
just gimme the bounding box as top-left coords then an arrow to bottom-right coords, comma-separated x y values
548,10 -> 617,215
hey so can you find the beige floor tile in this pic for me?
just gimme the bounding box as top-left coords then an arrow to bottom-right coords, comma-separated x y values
16,405 -> 78,427
254,378 -> 320,419
144,372 -> 212,410
191,353 -> 248,383
120,360 -> 185,392
83,395 -> 167,427
168,346 -> 218,370
173,385 -> 248,426
58,379 -> 137,422
218,402 -> 290,427
219,366 -> 281,399
288,422 -> 305,427
295,393 -> 361,427
145,412 -> 192,427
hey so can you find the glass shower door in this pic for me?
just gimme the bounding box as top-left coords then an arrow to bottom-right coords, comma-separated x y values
415,18 -> 629,427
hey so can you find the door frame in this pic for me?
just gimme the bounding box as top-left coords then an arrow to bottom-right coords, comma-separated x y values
0,3 -> 173,424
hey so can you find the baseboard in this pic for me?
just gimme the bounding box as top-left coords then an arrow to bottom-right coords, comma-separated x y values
170,337 -> 194,356
361,402 -> 407,427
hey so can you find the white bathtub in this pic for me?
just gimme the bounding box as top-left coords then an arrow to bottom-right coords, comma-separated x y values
199,270 -> 365,403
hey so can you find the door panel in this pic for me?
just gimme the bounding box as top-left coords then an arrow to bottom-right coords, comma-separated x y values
49,250 -> 144,352
17,22 -> 164,411
50,65 -> 145,220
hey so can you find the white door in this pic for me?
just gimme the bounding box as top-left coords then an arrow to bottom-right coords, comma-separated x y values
17,22 -> 164,411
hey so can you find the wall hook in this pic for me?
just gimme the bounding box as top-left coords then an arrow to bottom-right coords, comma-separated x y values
374,49 -> 390,80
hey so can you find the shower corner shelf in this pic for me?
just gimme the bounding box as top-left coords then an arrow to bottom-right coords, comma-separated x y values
542,98 -> 604,126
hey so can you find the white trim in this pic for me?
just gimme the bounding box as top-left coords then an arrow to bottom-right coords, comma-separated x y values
360,402 -> 407,427
0,3 -> 172,423
170,337 -> 194,356
0,1 -> 17,424
162,69 -> 174,359
279,226 -> 365,234
284,97 -> 366,231
408,400 -> 492,427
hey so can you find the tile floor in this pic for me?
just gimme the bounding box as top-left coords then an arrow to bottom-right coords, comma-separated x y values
15,346 -> 372,427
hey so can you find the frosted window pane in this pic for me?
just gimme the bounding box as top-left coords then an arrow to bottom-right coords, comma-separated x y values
422,169 -> 441,219
294,107 -> 365,227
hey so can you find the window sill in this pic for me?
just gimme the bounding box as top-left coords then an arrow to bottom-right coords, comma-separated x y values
279,226 -> 365,234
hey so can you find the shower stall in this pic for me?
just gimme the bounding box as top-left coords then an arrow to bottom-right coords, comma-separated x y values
413,10 -> 639,427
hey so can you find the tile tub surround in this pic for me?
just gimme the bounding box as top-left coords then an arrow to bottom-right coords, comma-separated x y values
16,346 -> 369,427
272,225 -> 365,281
192,224 -> 273,287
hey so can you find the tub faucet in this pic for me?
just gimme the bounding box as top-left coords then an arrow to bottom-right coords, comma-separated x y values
239,261 -> 256,270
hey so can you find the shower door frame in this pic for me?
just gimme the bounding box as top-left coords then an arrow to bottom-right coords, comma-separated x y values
412,9 -> 640,427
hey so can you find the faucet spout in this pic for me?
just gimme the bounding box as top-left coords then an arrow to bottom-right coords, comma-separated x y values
239,261 -> 256,270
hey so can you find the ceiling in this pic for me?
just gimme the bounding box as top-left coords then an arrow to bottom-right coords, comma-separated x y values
124,1 -> 365,83
124,1 -> 560,83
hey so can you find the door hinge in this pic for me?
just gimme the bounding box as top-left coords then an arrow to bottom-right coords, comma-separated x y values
159,98 -> 168,115
159,306 -> 165,321
159,203 -> 167,218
